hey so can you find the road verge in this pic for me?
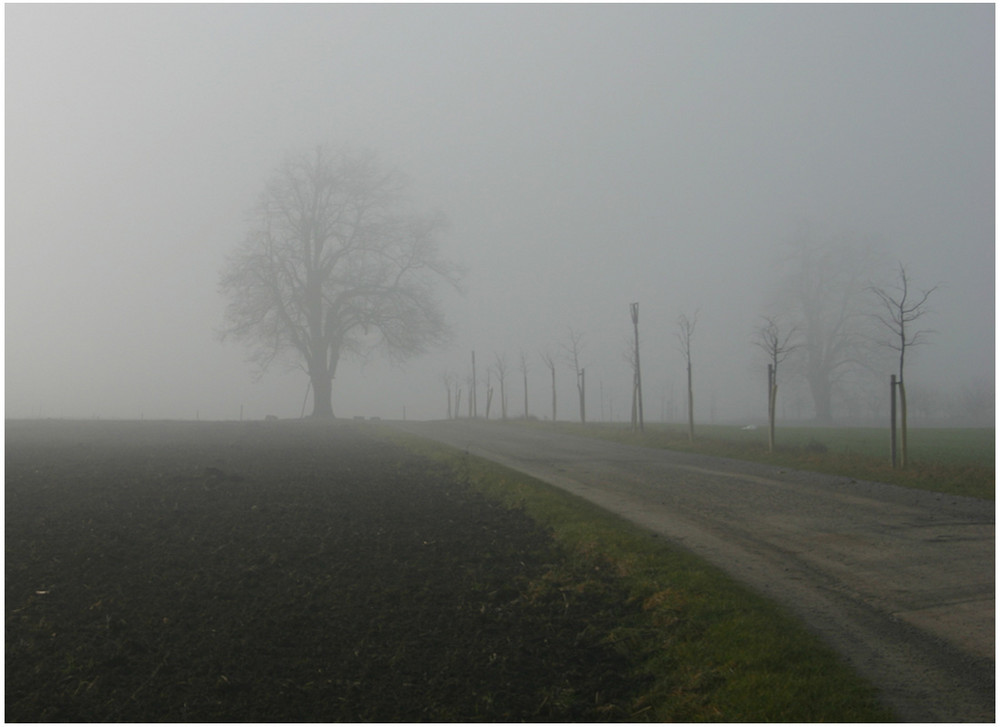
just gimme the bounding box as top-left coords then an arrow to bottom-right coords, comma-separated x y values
392,428 -> 894,721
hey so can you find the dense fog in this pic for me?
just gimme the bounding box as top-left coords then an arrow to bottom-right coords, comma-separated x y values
6,5 -> 994,424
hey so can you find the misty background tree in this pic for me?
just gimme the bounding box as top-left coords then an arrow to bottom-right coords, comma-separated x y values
870,264 -> 938,468
441,371 -> 457,419
775,234 -> 877,423
219,146 -> 460,418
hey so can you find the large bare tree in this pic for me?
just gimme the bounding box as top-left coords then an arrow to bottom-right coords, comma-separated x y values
219,146 -> 460,417
870,264 -> 938,467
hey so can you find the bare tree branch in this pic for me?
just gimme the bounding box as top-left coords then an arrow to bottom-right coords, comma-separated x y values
870,263 -> 938,366
754,316 -> 799,371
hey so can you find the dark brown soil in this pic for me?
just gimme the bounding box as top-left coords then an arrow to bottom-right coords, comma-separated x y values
6,419 -> 646,722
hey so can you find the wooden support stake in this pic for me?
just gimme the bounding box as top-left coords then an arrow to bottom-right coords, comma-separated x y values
890,374 -> 898,468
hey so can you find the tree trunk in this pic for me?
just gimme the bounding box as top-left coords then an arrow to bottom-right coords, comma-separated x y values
807,371 -> 834,424
899,378 -> 908,468
523,371 -> 529,419
769,384 -> 777,453
686,361 -> 695,442
471,351 -> 477,418
550,368 -> 556,423
890,374 -> 897,468
311,373 -> 334,418
631,372 -> 638,432
308,343 -> 338,418
767,364 -> 775,453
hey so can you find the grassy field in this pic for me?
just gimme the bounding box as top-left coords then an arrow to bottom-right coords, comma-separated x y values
527,421 -> 994,500
395,431 -> 894,722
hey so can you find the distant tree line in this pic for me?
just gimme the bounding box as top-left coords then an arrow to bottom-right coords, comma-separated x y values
438,234 -> 949,469
217,143 -> 973,463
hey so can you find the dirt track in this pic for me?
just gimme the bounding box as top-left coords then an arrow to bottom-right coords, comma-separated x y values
392,419 -> 995,722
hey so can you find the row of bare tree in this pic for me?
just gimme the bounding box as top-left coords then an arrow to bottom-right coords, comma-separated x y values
217,145 -> 945,470
439,328 -> 587,425
441,257 -> 935,471
754,262 -> 936,464
440,310 -> 700,439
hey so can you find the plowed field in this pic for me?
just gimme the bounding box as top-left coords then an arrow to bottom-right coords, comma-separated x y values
6,420 -> 644,722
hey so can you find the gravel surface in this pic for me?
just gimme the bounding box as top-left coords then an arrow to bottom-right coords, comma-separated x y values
393,419 -> 995,722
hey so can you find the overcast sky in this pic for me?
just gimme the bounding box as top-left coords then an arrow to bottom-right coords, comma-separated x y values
6,4 -> 994,422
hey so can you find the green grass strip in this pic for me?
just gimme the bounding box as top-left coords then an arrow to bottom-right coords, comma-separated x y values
531,421 -> 994,500
389,430 -> 895,722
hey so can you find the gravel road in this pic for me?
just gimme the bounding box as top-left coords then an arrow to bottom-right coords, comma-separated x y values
391,420 -> 994,722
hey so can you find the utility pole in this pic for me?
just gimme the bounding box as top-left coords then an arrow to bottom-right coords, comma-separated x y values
630,302 -> 644,432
